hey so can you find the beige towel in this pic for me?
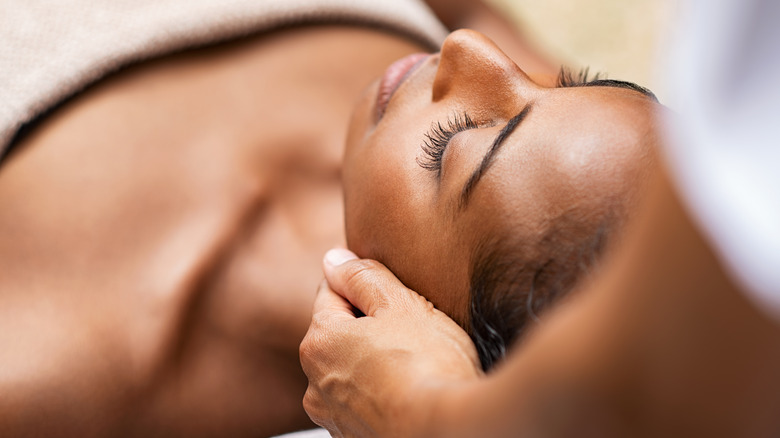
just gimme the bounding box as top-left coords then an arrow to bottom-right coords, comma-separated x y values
0,0 -> 447,158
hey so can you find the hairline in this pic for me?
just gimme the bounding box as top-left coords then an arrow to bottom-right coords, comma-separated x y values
466,211 -> 615,371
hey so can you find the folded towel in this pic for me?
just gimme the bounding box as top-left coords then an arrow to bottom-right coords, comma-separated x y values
0,0 -> 447,159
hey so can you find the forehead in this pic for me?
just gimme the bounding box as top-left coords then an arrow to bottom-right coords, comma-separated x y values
460,85 -> 656,239
536,85 -> 656,141
509,86 -> 653,172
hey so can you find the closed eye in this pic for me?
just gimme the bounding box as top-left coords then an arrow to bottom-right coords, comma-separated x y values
417,112 -> 479,177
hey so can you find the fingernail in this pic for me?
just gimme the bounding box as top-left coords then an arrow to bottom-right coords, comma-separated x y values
324,248 -> 358,266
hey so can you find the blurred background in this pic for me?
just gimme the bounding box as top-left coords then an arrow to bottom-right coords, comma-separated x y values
488,0 -> 680,102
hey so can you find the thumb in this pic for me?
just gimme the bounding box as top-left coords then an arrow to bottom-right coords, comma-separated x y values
322,248 -> 411,317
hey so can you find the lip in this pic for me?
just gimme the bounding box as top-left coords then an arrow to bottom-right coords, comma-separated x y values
375,53 -> 431,120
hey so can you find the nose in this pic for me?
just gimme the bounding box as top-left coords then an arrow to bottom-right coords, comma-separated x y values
432,30 -> 534,111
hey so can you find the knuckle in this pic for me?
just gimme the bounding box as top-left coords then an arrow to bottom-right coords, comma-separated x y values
302,392 -> 323,425
398,286 -> 430,311
299,329 -> 326,362
303,388 -> 335,433
343,260 -> 394,309
308,311 -> 329,330
300,321 -> 345,369
343,259 -> 384,287
299,335 -> 313,360
302,388 -> 316,413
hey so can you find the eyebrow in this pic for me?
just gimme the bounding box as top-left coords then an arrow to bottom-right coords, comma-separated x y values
458,104 -> 533,210
578,79 -> 659,102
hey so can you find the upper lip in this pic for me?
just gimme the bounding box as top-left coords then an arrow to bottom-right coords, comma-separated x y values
376,53 -> 432,121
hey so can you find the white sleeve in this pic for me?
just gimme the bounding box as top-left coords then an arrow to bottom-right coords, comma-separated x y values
663,0 -> 780,321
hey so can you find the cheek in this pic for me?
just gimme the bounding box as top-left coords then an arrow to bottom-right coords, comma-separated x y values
342,140 -> 472,323
343,130 -> 420,259
341,105 -> 473,322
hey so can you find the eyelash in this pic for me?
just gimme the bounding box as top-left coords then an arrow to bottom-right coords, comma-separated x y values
417,112 -> 479,175
558,65 -> 658,101
556,66 -> 603,87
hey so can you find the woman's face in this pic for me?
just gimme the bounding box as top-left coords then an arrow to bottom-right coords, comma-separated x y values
343,30 -> 658,324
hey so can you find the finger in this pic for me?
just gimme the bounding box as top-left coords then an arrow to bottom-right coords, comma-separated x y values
300,282 -> 357,379
312,279 -> 359,322
322,248 -> 409,317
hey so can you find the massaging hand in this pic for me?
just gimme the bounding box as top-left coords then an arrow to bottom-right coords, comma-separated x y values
300,249 -> 482,438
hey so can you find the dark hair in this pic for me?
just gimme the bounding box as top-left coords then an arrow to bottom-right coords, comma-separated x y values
466,215 -> 613,371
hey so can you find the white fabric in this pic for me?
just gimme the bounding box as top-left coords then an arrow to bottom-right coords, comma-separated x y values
0,0 -> 447,157
663,0 -> 780,320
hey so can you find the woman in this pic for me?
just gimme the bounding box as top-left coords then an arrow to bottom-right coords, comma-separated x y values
0,1 -> 659,436
300,0 -> 780,436
339,29 -> 658,369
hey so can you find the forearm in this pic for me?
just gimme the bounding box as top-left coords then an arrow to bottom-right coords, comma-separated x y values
590,167 -> 780,435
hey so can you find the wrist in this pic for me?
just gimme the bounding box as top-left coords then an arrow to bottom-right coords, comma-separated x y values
405,379 -> 482,438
